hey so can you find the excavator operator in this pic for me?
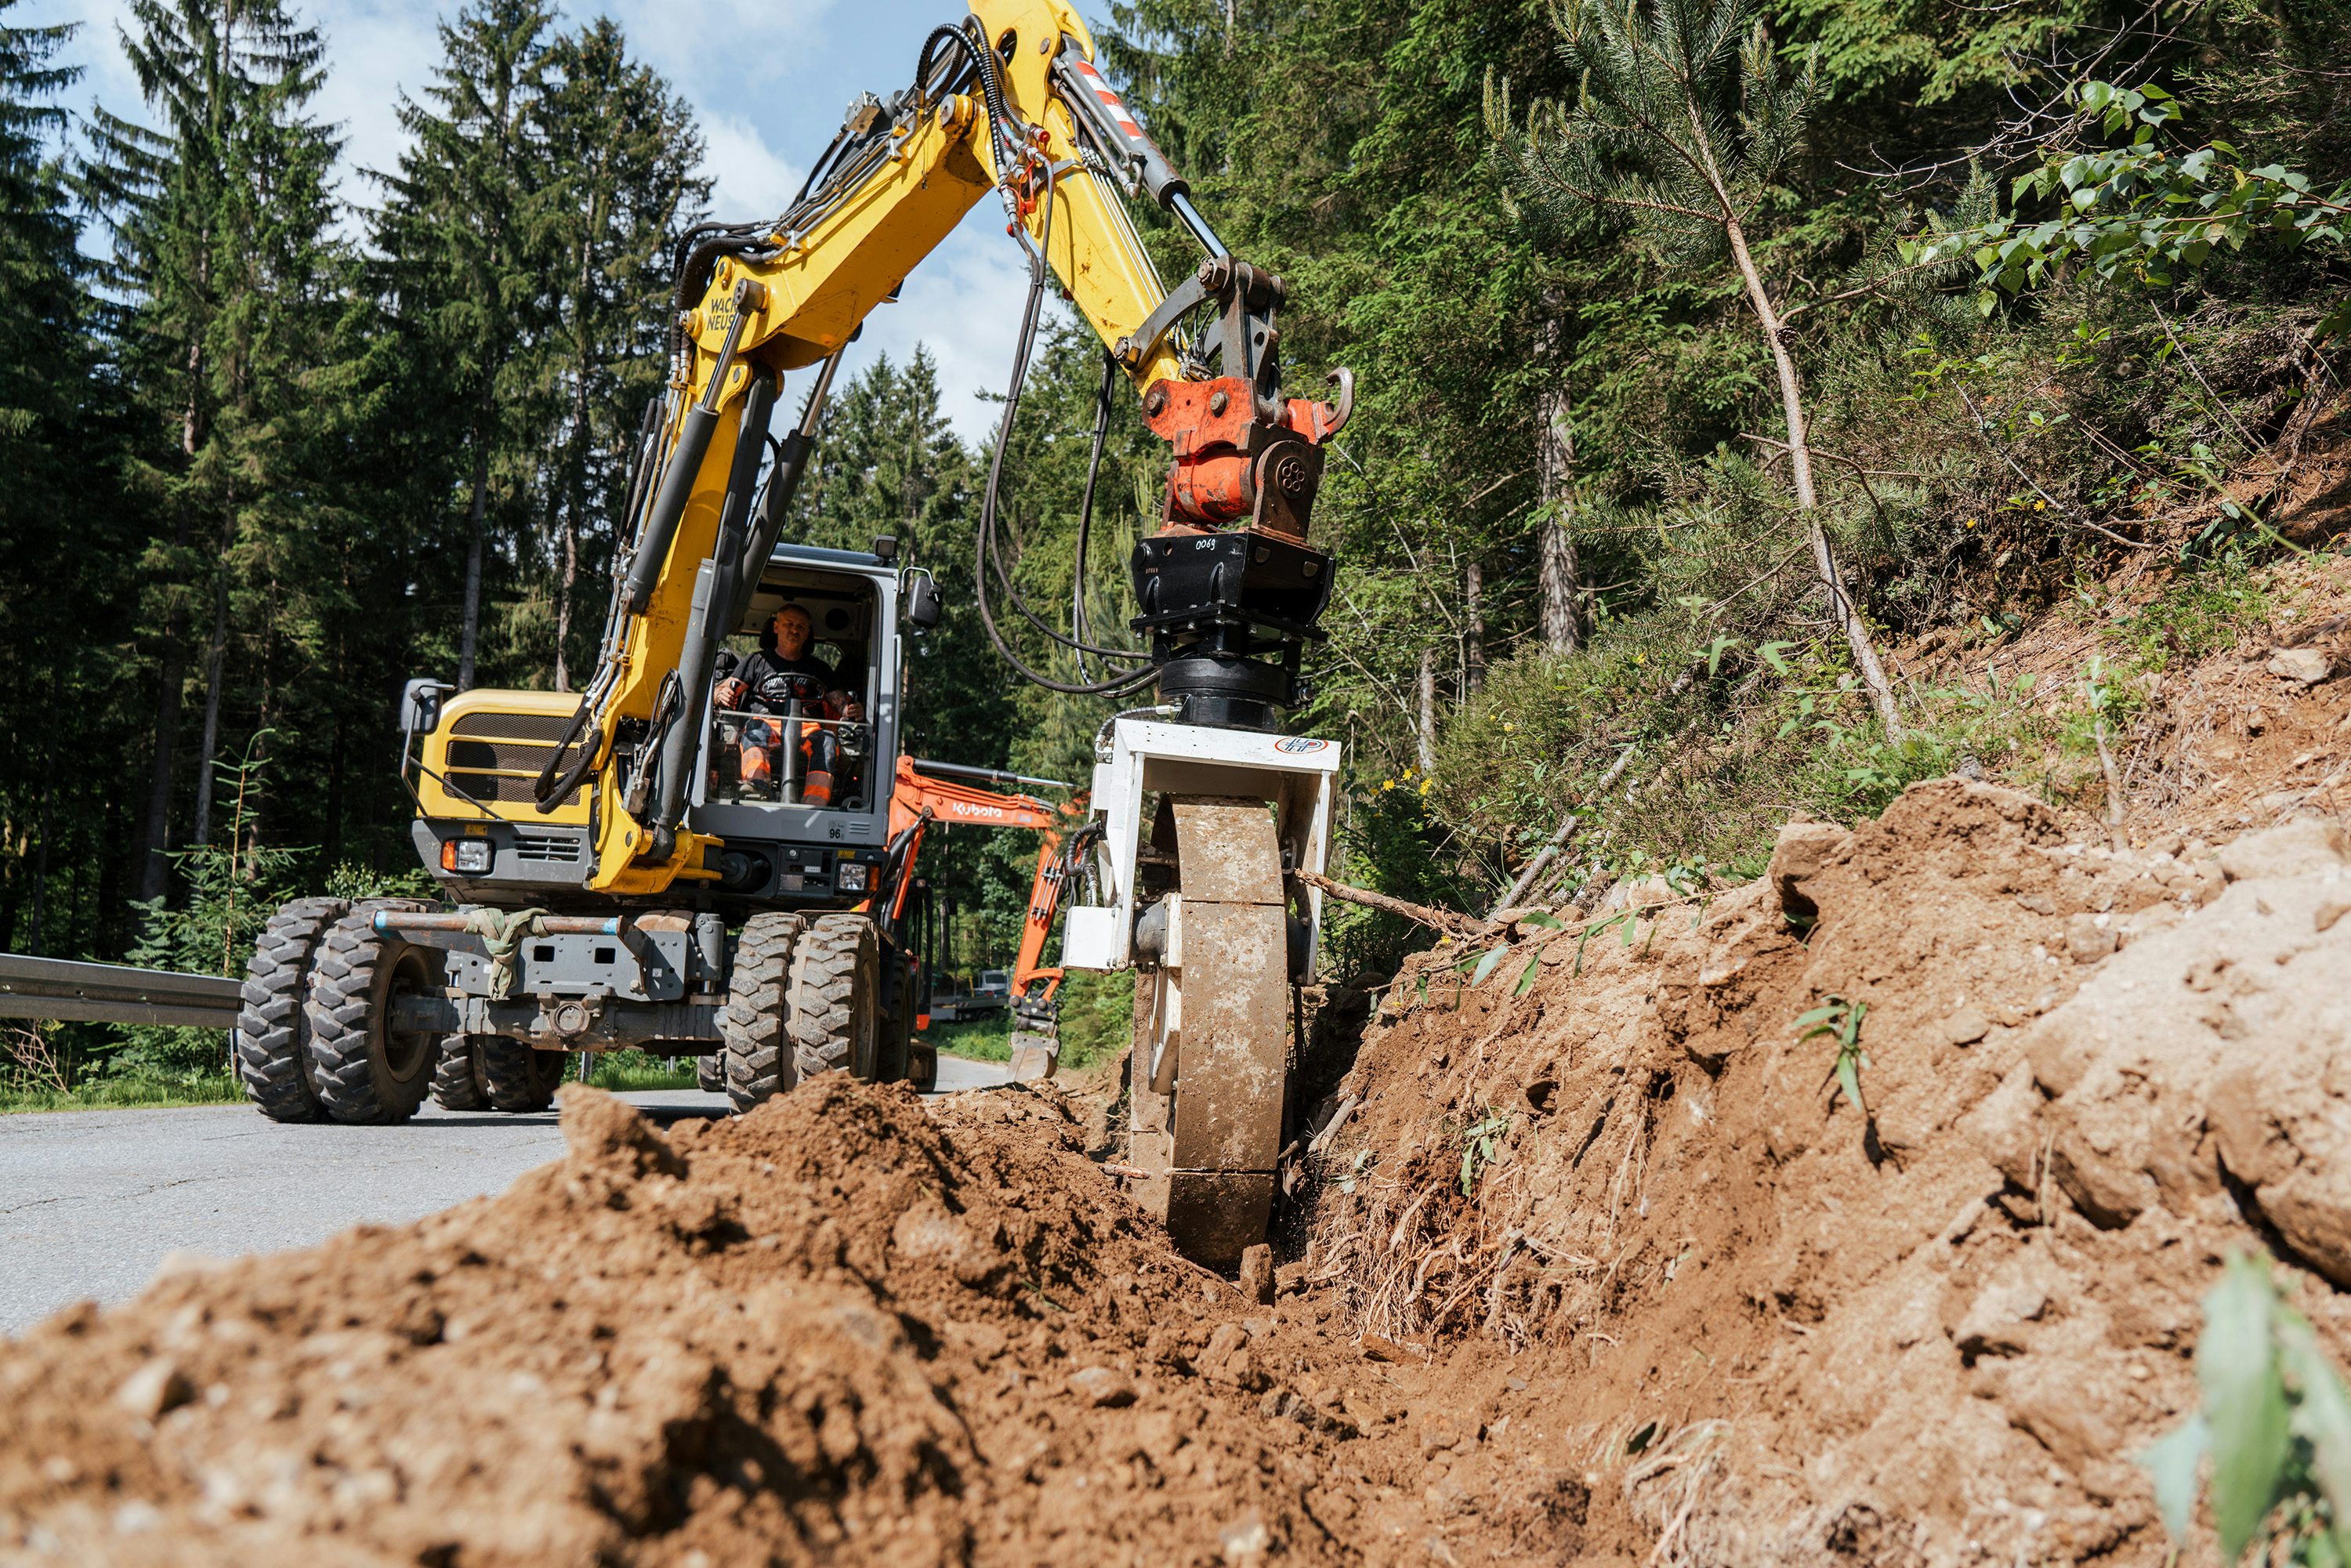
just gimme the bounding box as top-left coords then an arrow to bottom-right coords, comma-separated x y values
717,605 -> 866,806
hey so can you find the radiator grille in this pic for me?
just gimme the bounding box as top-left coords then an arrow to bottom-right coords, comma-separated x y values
447,738 -> 552,772
451,711 -> 576,742
513,832 -> 585,864
443,772 -> 581,806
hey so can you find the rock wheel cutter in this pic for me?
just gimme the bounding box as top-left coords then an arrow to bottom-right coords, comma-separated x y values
1060,718 -> 1340,1268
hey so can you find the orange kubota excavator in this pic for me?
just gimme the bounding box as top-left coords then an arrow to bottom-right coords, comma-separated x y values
878,754 -> 1092,1088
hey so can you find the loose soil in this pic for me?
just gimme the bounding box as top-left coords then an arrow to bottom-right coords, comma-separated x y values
4,578 -> 2349,1566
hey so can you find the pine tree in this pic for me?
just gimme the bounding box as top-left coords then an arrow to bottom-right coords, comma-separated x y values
371,0 -> 556,693
0,0 -> 99,953
1489,0 -> 1904,736
82,0 -> 345,886
534,19 -> 705,689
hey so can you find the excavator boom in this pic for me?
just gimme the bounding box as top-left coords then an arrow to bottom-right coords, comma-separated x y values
462,0 -> 1350,900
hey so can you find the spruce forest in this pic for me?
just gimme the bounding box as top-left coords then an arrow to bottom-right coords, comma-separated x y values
1,0 -> 2346,1096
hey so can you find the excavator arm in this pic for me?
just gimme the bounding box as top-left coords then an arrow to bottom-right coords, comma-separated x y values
523,0 -> 1349,898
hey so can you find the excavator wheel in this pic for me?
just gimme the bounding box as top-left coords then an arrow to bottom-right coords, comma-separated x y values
235,896 -> 352,1123
694,1051 -> 726,1095
875,951 -> 916,1085
789,912 -> 881,1081
907,1043 -> 939,1094
429,1036 -> 493,1112
480,1039 -> 565,1113
1128,796 -> 1291,1269
723,911 -> 806,1114
305,901 -> 440,1126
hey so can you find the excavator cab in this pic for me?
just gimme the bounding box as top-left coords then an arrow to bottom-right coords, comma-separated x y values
692,545 -> 901,902
401,539 -> 906,914
709,585 -> 874,811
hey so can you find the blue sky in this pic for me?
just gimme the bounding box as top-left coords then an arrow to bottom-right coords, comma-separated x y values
34,0 -> 1118,440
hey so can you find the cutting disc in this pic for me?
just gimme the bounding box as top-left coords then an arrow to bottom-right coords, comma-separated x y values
1128,795 -> 1288,1266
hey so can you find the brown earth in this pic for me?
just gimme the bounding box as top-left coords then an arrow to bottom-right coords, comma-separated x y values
4,589 -> 2349,1568
0,1082 -> 1348,1566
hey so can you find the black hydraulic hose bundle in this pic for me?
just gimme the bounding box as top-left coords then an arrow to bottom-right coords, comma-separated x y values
969,150 -> 1157,696
1070,349 -> 1118,682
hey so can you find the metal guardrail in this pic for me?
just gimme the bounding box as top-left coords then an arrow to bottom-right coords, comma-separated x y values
0,953 -> 244,1030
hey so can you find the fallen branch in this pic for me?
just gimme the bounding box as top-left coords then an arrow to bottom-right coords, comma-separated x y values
1953,385 -> 2155,550
1300,871 -> 1480,937
1483,744 -> 1639,918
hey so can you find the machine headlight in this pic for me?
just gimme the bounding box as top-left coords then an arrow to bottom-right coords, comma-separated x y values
836,861 -> 870,893
442,838 -> 493,875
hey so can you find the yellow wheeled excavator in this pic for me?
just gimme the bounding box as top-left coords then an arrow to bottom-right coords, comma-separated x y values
234,0 -> 1349,1266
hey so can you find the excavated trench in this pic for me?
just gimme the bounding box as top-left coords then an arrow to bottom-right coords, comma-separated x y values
5,601 -> 2351,1567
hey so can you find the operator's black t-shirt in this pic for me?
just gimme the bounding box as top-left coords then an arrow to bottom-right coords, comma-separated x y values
734,650 -> 842,714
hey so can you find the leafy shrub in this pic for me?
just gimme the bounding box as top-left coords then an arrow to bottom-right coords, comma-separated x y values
2143,1253 -> 2351,1564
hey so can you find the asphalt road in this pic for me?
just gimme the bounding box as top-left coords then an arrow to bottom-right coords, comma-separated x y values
0,1054 -> 1011,1337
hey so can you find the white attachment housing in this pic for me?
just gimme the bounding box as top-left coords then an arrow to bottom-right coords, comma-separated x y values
1059,719 -> 1342,975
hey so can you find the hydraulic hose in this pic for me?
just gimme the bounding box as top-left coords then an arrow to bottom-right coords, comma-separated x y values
970,159 -> 1154,686
1070,350 -> 1118,681
622,279 -> 764,616
647,371 -> 780,856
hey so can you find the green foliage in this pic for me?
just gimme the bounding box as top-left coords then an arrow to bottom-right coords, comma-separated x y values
2143,1253 -> 2351,1564
1486,0 -> 1816,263
586,1049 -> 693,1092
1797,994 -> 1868,1116
1912,81 -> 2351,317
1458,1111 -> 1512,1194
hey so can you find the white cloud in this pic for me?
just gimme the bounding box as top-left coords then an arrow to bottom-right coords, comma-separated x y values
308,0 -> 447,198
697,111 -> 802,219
589,0 -> 834,93
838,202 -> 1060,447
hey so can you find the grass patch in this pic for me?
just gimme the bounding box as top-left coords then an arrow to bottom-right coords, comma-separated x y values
0,1070 -> 245,1115
586,1048 -> 701,1093
929,1010 -> 1013,1062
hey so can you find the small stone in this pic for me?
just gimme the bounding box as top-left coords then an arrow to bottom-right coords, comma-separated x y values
1940,1007 -> 1991,1046
110,1502 -> 161,1535
2065,914 -> 2117,963
2318,896 -> 2351,934
2266,646 -> 2335,686
1955,1279 -> 2049,1360
116,1358 -> 193,1420
1768,819 -> 1855,922
1218,1512 -> 1272,1566
1237,1244 -> 1276,1305
148,1250 -> 226,1284
1357,1331 -> 1422,1363
1273,1262 -> 1309,1297
1067,1367 -> 1139,1408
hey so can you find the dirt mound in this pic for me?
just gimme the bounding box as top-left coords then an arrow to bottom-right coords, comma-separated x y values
0,1080 -> 1340,1566
1303,779 -> 2351,1566
6,780 -> 2348,1566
